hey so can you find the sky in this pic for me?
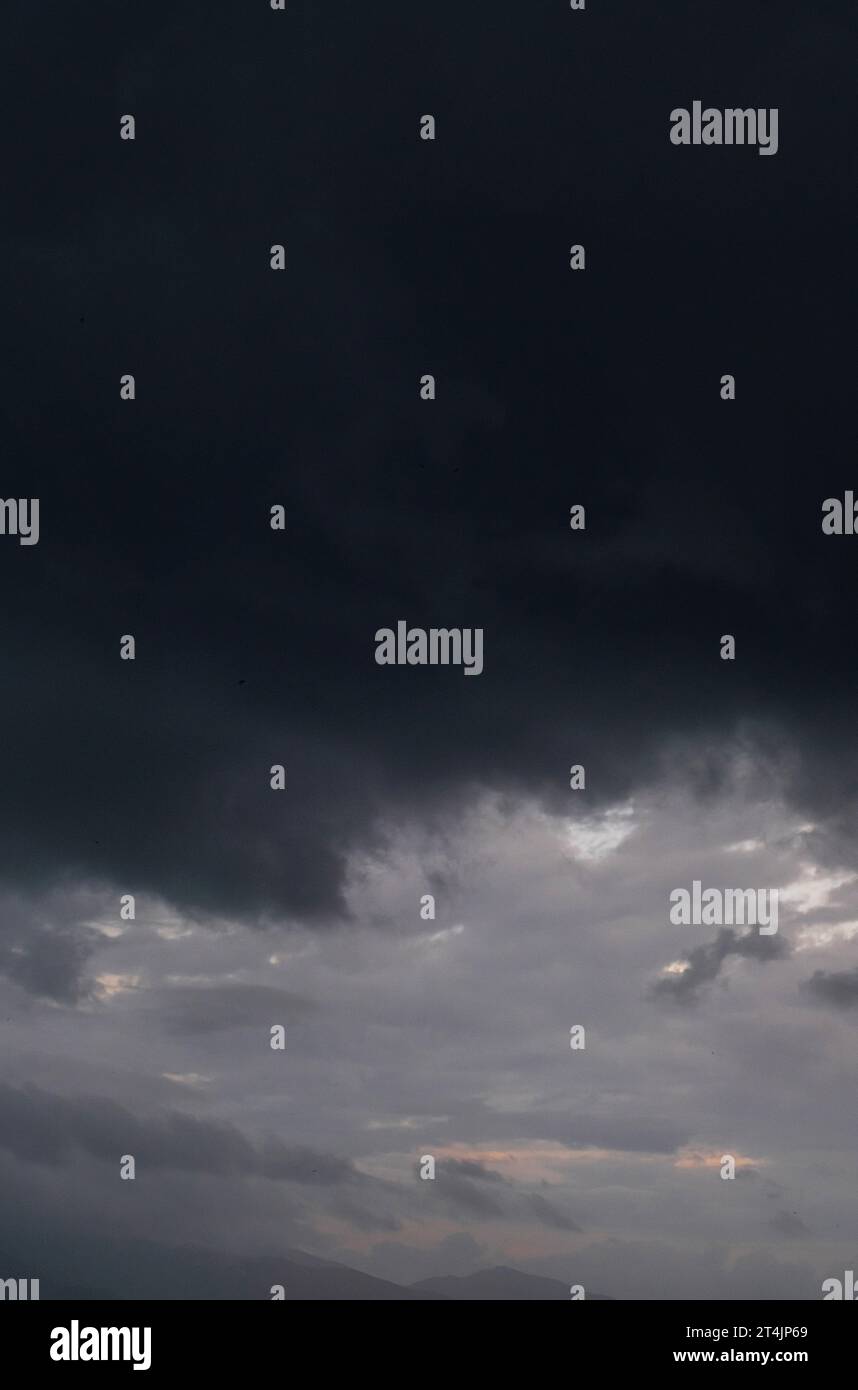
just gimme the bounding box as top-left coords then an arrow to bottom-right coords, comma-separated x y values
1,0 -> 857,1299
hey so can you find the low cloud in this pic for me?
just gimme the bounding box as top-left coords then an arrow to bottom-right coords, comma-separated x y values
651,929 -> 789,1005
800,968 -> 858,1010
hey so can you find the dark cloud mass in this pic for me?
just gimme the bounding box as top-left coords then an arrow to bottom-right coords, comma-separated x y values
800,968 -> 858,1010
652,928 -> 789,1005
0,0 -> 856,1301
0,1083 -> 357,1184
1,0 -> 856,934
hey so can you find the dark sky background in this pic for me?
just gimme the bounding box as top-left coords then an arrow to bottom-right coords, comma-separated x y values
0,0 -> 856,1298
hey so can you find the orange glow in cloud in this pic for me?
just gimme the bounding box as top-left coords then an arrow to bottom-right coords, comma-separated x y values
674,1147 -> 765,1171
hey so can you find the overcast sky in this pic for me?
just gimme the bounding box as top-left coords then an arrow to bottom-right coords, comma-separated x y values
1,0 -> 856,1299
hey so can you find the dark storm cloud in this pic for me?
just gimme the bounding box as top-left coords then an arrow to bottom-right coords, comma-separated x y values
0,0 -> 854,997
408,1157 -> 512,1219
800,968 -> 858,1010
0,1082 -> 356,1184
651,929 -> 789,1005
429,1156 -> 563,1221
528,1192 -> 582,1232
433,1160 -> 582,1229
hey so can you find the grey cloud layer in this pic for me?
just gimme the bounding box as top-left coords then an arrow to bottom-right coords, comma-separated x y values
0,787 -> 855,1295
1,0 -> 856,1300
